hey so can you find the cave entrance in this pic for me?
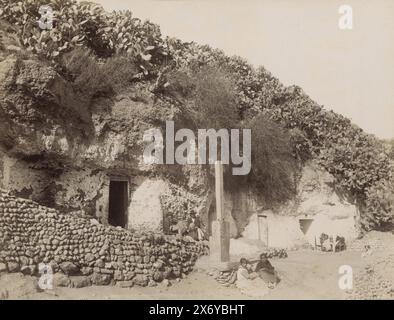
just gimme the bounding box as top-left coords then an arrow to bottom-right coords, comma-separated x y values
299,218 -> 314,235
108,179 -> 128,228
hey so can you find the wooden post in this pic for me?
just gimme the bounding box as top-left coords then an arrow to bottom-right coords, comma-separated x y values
209,161 -> 230,263
215,161 -> 224,221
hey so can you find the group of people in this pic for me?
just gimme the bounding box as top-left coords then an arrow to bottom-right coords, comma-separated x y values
236,253 -> 280,298
170,215 -> 279,298
319,233 -> 346,252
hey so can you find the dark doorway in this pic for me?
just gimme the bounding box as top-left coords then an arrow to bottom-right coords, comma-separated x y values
299,219 -> 313,235
108,180 -> 128,227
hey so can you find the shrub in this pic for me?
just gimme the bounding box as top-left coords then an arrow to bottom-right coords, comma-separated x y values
267,87 -> 392,200
384,139 -> 394,160
247,114 -> 298,204
0,0 -> 168,73
363,178 -> 394,231
101,55 -> 140,93
189,66 -> 239,129
288,127 -> 312,162
61,47 -> 111,100
165,68 -> 195,98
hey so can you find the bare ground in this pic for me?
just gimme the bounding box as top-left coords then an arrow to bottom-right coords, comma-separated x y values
1,231 -> 393,300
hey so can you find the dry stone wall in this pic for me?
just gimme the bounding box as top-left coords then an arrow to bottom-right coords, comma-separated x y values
0,189 -> 208,288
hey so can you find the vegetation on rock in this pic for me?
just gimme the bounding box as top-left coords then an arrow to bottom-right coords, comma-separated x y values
247,114 -> 298,205
0,0 -> 393,230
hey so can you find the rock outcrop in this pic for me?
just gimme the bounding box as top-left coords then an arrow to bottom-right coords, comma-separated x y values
0,26 -> 359,254
0,32 -> 215,227
238,163 -> 358,248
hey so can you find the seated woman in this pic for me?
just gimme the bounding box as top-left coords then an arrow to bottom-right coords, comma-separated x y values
236,258 -> 269,298
255,253 -> 280,288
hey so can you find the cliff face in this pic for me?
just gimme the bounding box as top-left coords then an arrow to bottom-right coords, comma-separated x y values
0,56 -> 148,169
238,163 -> 358,248
0,30 -> 358,244
0,39 -> 211,228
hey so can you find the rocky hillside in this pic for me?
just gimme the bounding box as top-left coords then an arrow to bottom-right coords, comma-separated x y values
0,0 -> 393,232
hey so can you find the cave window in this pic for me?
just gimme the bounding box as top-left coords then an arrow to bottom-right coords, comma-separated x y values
299,218 -> 313,235
108,179 -> 128,228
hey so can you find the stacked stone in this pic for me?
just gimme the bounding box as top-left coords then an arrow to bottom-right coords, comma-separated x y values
260,248 -> 288,259
0,189 -> 208,288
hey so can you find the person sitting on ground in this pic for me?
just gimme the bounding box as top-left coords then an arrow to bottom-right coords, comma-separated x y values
320,233 -> 332,251
255,253 -> 280,288
236,258 -> 269,298
335,235 -> 346,252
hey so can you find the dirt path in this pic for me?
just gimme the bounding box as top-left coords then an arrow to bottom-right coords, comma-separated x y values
1,249 -> 368,300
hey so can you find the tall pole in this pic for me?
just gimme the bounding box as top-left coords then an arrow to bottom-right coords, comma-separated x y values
210,161 -> 230,263
215,161 -> 224,221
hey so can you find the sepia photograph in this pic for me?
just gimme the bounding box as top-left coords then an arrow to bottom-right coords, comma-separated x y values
0,0 -> 393,306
